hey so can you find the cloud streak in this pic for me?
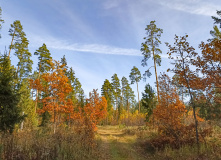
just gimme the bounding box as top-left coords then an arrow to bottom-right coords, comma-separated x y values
30,35 -> 141,56
30,35 -> 169,58
155,0 -> 220,17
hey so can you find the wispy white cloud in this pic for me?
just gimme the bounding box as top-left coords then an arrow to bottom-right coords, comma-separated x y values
51,43 -> 140,56
30,34 -> 141,56
30,34 -> 169,58
155,0 -> 220,17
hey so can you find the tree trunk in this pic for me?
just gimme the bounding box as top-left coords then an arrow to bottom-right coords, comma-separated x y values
8,31 -> 15,58
54,110 -> 56,134
35,66 -> 41,113
20,112 -> 24,130
182,59 -> 199,153
68,113 -> 71,128
151,37 -> 160,102
136,81 -> 140,113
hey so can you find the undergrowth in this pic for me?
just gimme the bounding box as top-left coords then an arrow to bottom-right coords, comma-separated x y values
0,126 -> 101,160
135,124 -> 221,160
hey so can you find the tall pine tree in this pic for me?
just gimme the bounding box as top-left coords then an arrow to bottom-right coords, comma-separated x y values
129,66 -> 142,113
141,21 -> 163,101
121,77 -> 135,114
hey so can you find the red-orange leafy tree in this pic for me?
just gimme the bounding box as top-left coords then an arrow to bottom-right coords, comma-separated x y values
34,60 -> 73,133
83,89 -> 107,131
165,35 -> 202,150
195,29 -> 221,120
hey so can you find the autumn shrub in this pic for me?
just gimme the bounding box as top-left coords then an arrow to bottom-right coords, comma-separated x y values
82,90 -> 107,131
145,74 -> 212,151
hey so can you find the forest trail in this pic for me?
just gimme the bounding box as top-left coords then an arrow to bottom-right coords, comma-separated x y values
97,126 -> 146,160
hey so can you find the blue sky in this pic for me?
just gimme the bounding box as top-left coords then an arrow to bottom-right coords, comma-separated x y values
0,0 -> 220,99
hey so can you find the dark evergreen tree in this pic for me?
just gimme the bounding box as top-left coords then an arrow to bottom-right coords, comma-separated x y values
0,54 -> 24,133
141,84 -> 156,121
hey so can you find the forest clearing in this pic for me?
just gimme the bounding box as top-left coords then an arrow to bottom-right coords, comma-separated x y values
0,2 -> 221,160
96,125 -> 221,160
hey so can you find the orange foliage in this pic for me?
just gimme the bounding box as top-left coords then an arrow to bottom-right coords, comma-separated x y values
31,60 -> 74,130
154,74 -> 186,135
150,74 -> 210,150
39,61 -> 73,115
82,89 -> 107,131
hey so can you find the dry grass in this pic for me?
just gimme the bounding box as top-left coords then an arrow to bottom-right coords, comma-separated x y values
135,125 -> 221,160
0,125 -> 220,160
0,126 -> 100,160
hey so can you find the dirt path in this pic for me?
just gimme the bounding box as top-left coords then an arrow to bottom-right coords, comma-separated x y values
97,126 -> 145,160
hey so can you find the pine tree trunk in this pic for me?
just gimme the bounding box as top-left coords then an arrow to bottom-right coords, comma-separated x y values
35,66 -> 41,113
136,81 -> 140,113
8,31 -> 15,58
151,38 -> 160,102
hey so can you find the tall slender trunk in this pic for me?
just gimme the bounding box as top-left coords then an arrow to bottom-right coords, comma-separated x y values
116,97 -> 119,121
54,108 -> 56,134
127,99 -> 129,114
182,57 -> 199,153
20,112 -> 24,130
151,38 -> 160,102
153,54 -> 159,101
186,79 -> 199,152
35,90 -> 38,113
68,113 -> 71,128
8,31 -> 15,58
136,81 -> 140,113
35,65 -> 41,113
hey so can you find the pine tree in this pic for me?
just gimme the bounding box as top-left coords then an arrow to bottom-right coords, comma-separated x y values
67,67 -> 83,104
0,54 -> 24,133
101,79 -> 114,124
129,66 -> 142,113
61,55 -> 68,75
212,10 -> 221,28
101,79 -> 114,112
141,21 -> 163,101
111,74 -> 121,119
0,7 -> 4,38
8,20 -> 33,129
141,84 -> 156,121
121,76 -> 135,114
34,43 -> 52,112
9,21 -> 33,79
